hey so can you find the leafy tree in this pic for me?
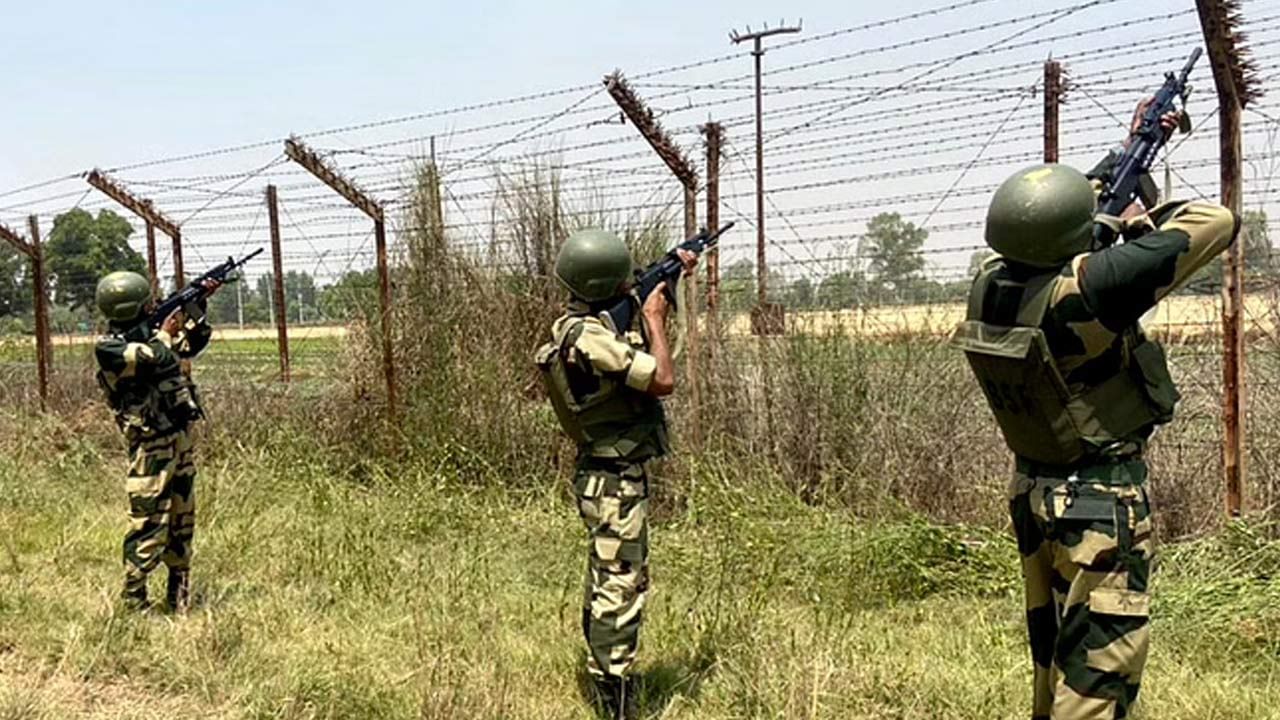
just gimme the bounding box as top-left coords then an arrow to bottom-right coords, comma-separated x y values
783,276 -> 814,308
859,212 -> 928,302
256,270 -> 321,322
0,243 -> 28,318
968,249 -> 997,276
719,259 -> 755,311
816,271 -> 861,309
45,209 -> 145,309
319,269 -> 379,320
206,280 -> 270,326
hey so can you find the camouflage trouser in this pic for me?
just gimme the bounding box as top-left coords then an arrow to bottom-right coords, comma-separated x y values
123,430 -> 197,597
574,457 -> 650,679
1009,459 -> 1154,720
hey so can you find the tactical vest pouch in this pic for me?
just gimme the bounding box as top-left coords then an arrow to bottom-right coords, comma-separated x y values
535,342 -> 590,445
157,376 -> 202,427
535,319 -> 668,460
954,257 -> 1180,464
952,320 -> 1085,465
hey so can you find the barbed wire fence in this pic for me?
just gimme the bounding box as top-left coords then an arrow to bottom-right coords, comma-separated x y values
2,0 -> 1279,520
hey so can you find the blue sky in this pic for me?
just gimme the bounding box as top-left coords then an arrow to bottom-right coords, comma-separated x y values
1,0 -> 880,185
3,0 -> 1271,285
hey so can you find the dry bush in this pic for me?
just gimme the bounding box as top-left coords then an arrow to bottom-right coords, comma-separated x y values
305,161 -> 1280,537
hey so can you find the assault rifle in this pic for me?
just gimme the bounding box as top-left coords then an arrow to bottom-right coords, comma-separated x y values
1093,48 -> 1201,249
148,249 -> 263,329
603,222 -> 734,332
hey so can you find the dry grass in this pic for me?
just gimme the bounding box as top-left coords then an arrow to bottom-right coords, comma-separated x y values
0,161 -> 1277,718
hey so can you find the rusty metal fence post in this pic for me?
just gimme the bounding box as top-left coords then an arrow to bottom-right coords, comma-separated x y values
0,220 -> 52,409
603,72 -> 704,442
27,216 -> 51,410
1044,60 -> 1062,163
1197,0 -> 1260,517
285,137 -> 397,417
703,122 -> 723,332
266,185 -> 291,382
144,220 -> 159,297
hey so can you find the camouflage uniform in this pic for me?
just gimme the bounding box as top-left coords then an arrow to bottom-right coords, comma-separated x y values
955,157 -> 1238,719
538,301 -> 667,680
95,313 -> 210,608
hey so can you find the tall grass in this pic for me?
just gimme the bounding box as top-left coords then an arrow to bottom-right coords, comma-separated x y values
306,159 -> 1275,537
0,408 -> 1276,719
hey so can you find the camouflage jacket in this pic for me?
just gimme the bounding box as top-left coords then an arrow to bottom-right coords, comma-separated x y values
975,154 -> 1239,458
95,313 -> 212,439
538,300 -> 668,461
1034,154 -> 1242,381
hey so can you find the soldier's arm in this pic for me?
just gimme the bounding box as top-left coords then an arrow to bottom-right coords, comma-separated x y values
1078,201 -> 1240,332
173,300 -> 213,359
173,280 -> 222,358
573,321 -> 661,395
94,332 -> 179,379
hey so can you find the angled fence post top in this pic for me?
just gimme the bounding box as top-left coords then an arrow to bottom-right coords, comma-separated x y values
283,137 -> 385,223
603,71 -> 699,190
0,222 -> 35,258
85,169 -> 181,238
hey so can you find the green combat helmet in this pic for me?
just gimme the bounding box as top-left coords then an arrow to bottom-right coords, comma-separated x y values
985,164 -> 1096,268
554,229 -> 633,302
96,271 -> 152,324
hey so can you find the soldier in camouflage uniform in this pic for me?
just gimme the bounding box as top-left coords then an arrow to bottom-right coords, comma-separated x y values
94,271 -> 221,611
536,229 -> 696,719
952,103 -> 1238,719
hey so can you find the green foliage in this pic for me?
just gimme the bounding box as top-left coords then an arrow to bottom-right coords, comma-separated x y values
319,269 -> 378,321
0,243 -> 28,318
860,212 -> 928,301
816,270 -> 861,308
44,209 -> 145,310
967,249 -> 996,277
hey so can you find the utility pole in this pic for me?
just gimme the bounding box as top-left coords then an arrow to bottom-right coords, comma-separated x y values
86,170 -> 185,289
285,136 -> 396,416
732,20 -> 800,336
236,278 -> 245,329
266,184 -> 291,382
144,221 -> 159,297
0,219 -> 52,410
1197,0 -> 1261,517
1044,59 -> 1064,163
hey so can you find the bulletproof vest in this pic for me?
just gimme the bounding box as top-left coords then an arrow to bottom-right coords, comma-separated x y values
96,324 -> 203,439
535,315 -> 668,461
950,258 -> 1179,465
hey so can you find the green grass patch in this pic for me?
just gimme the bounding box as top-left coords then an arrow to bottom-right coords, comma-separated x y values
0,426 -> 1276,719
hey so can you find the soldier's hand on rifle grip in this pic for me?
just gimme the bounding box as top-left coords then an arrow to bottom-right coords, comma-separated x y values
1127,97 -> 1183,148
676,249 -> 699,275
643,282 -> 671,325
161,309 -> 182,337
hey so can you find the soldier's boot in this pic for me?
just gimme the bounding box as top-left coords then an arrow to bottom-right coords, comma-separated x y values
165,569 -> 190,613
122,580 -> 150,611
592,675 -> 637,720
